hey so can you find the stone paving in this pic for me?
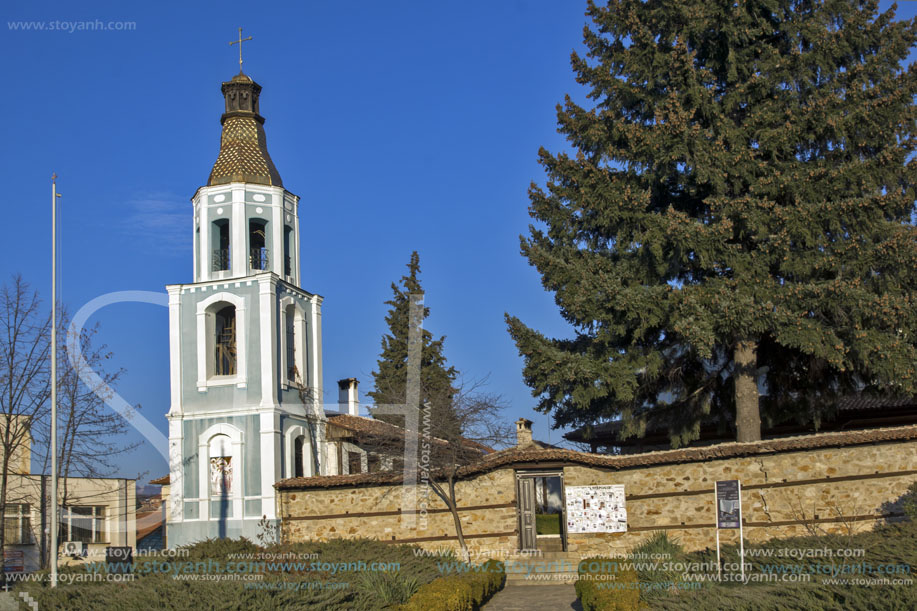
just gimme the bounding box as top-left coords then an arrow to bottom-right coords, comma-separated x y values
482,584 -> 582,611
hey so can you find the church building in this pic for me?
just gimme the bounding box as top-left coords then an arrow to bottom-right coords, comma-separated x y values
164,68 -> 327,546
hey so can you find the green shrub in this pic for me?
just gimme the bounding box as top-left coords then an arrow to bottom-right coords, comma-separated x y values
630,531 -> 686,594
14,538 -> 448,611
354,570 -> 421,607
398,558 -> 504,611
176,537 -> 260,561
631,531 -> 683,560
265,538 -> 444,584
644,520 -> 917,610
901,481 -> 917,521
575,557 -> 641,611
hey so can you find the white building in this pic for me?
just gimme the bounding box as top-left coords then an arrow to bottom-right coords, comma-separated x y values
1,422 -> 136,573
164,69 -> 329,546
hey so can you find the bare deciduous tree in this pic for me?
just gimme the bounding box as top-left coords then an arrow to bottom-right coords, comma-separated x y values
367,378 -> 512,561
34,308 -> 140,504
0,275 -> 138,570
0,275 -> 50,561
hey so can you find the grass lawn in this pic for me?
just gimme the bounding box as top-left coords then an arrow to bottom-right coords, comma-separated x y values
536,512 -> 562,535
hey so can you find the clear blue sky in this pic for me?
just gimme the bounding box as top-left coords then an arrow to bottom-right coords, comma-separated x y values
2,1 -> 915,484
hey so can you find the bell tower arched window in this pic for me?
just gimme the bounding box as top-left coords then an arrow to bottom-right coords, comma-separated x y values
214,305 -> 236,376
196,292 -> 247,390
285,304 -> 296,382
284,424 -> 315,478
283,225 -> 294,277
280,298 -> 306,388
212,219 -> 230,272
293,436 -> 304,478
249,219 -> 268,271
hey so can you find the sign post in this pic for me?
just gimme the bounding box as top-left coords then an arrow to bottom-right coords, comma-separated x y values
715,480 -> 744,582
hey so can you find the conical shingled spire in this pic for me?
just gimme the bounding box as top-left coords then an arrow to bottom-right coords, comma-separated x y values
207,72 -> 283,187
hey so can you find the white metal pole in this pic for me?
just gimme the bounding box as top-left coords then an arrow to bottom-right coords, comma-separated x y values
715,528 -> 721,581
50,174 -> 59,587
738,481 -> 745,583
714,485 -> 721,581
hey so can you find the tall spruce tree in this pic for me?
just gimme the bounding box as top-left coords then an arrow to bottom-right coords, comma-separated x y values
506,0 -> 917,445
369,252 -> 460,435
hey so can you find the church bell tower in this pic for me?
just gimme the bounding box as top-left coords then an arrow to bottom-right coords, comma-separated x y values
165,64 -> 326,546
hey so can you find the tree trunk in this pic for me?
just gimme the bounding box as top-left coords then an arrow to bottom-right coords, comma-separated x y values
0,453 -> 9,584
446,477 -> 469,562
39,475 -> 47,569
427,476 -> 470,562
734,339 -> 761,442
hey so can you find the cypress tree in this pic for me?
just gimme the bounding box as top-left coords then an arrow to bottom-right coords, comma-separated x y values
506,0 -> 917,445
369,252 -> 460,435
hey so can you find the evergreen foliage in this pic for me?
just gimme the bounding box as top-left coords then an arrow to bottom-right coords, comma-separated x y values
369,252 -> 460,435
507,0 -> 917,444
17,538 -> 446,611
641,520 -> 917,609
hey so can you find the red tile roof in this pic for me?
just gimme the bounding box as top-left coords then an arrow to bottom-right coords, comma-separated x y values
275,424 -> 917,490
327,413 -> 495,453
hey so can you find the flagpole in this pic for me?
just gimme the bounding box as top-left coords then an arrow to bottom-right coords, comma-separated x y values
50,174 -> 59,587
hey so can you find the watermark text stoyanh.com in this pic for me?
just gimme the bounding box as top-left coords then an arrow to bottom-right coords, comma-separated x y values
8,20 -> 137,33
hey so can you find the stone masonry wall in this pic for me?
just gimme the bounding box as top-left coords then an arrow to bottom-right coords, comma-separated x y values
280,469 -> 519,556
278,437 -> 917,558
565,440 -> 916,556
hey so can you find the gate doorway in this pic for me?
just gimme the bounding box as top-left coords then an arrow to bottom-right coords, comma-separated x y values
516,470 -> 566,552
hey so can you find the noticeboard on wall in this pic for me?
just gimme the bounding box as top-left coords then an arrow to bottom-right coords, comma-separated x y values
565,485 -> 627,533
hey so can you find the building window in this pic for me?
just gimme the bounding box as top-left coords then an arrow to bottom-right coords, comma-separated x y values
212,219 -> 230,271
214,305 -> 237,376
282,302 -> 307,388
249,219 -> 269,271
3,504 -> 31,545
368,454 -> 381,473
347,452 -> 362,475
59,506 -> 105,544
283,226 -> 294,277
198,294 -> 247,388
293,436 -> 304,478
285,304 -> 297,383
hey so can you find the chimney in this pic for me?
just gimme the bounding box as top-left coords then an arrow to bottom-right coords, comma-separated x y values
337,378 -> 359,416
515,418 -> 533,448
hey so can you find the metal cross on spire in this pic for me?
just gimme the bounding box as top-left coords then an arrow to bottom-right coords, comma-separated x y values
229,27 -> 253,73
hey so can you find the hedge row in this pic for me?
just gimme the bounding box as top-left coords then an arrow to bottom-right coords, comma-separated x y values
398,559 -> 505,611
575,557 -> 642,611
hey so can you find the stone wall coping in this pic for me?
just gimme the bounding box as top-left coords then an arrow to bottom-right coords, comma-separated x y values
275,424 -> 917,490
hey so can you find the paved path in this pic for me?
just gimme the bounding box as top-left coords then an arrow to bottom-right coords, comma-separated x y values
0,592 -> 27,611
483,585 -> 582,611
